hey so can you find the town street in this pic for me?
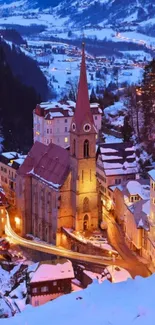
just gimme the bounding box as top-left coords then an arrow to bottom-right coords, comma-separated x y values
105,213 -> 150,278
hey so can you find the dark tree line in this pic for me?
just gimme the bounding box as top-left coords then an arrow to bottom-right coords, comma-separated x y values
1,39 -> 48,100
0,43 -> 43,152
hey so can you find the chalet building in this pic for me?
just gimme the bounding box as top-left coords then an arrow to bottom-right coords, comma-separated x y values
33,100 -> 102,148
0,152 -> 26,207
0,188 -> 8,236
112,179 -> 150,256
28,259 -> 74,307
16,44 -> 99,245
147,170 -> 155,264
96,142 -> 139,213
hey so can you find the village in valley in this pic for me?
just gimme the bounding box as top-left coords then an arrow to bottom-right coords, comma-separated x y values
0,0 -> 155,322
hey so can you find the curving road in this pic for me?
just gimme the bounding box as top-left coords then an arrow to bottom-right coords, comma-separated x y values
5,212 -> 150,277
104,213 -> 150,278
5,212 -> 114,267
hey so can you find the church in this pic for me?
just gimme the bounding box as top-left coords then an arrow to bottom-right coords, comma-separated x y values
16,44 -> 99,246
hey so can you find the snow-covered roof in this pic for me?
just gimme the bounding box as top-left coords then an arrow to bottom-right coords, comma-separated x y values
126,180 -> 150,200
97,142 -> 138,177
3,271 -> 155,325
148,169 -> 155,181
30,260 -> 74,283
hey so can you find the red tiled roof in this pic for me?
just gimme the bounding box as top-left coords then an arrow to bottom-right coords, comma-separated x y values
18,141 -> 70,188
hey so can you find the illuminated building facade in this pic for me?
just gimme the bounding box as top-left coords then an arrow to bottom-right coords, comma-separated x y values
16,44 -> 99,245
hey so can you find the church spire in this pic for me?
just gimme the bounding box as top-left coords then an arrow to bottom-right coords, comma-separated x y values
73,43 -> 94,133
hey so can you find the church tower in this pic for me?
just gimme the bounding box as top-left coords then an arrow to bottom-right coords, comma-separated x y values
70,43 -> 98,232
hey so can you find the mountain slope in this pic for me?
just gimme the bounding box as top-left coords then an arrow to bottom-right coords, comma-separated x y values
0,0 -> 155,26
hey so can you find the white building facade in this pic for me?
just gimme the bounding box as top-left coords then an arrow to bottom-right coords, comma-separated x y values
33,101 -> 102,148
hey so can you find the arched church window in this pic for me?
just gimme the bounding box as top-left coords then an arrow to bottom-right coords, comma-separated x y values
83,197 -> 89,212
84,140 -> 89,158
73,139 -> 76,157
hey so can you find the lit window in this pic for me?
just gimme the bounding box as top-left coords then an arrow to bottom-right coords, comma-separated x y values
10,159 -> 14,164
15,217 -> 21,225
96,134 -> 98,139
36,131 -> 40,135
32,288 -> 38,294
41,286 -> 48,293
1,209 -> 3,214
65,137 -> 68,143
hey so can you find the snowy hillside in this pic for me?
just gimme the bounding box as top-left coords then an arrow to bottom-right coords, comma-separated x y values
0,0 -> 155,29
1,274 -> 155,324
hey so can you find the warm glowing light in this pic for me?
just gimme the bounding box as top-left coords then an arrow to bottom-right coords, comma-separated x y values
10,159 -> 14,164
1,218 -> 4,222
36,131 -> 40,135
15,217 -> 21,226
0,209 -> 4,214
65,137 -> 68,143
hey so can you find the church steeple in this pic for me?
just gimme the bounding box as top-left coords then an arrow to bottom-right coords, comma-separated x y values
71,43 -> 96,135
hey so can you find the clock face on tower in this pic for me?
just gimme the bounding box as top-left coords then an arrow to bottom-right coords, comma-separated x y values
72,123 -> 76,131
83,123 -> 91,132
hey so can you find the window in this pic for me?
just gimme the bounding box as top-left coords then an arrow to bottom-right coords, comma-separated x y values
32,288 -> 38,294
153,198 -> 155,205
36,131 -> 40,135
83,197 -> 89,213
84,140 -> 89,158
82,170 -> 84,183
47,121 -> 51,125
73,139 -> 76,156
5,178 -> 7,184
50,129 -> 52,134
53,281 -> 57,286
41,286 -> 48,293
65,126 -> 67,132
35,300 -> 39,306
96,134 -> 98,139
65,137 -> 68,143
90,169 -> 92,181
115,179 -> 121,185
1,166 -> 3,171
65,119 -> 68,123
46,139 -> 49,144
47,129 -> 49,134
95,116 -> 98,120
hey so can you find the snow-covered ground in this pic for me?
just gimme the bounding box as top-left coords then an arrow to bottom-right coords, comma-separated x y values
1,274 -> 155,324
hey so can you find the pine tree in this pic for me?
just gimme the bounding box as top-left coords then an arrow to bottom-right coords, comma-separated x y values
141,59 -> 155,145
90,87 -> 97,103
121,115 -> 132,142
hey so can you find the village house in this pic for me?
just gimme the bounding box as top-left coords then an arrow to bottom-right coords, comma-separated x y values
33,100 -> 102,148
96,142 -> 139,214
147,169 -> 155,265
0,152 -> 26,207
0,188 -> 8,237
16,44 -> 99,246
112,179 -> 150,257
28,259 -> 74,307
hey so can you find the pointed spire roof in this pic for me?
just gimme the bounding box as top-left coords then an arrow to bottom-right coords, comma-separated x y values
72,43 -> 95,134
